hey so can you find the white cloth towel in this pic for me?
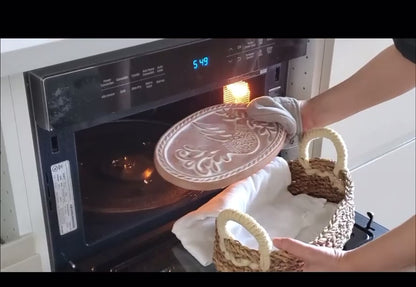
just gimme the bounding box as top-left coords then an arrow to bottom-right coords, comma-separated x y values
172,156 -> 339,266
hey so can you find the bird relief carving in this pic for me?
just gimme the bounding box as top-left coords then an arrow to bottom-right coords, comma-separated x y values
174,106 -> 278,177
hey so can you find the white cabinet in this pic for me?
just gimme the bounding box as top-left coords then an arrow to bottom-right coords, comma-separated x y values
1,234 -> 42,272
352,140 -> 415,230
320,39 -> 415,229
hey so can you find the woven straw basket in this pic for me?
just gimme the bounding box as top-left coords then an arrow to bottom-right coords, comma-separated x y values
213,127 -> 355,272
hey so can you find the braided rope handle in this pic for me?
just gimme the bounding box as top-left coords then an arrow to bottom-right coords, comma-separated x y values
216,208 -> 272,271
299,127 -> 348,179
215,128 -> 348,271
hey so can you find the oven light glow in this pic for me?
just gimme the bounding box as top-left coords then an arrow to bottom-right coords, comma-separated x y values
112,156 -> 135,169
223,81 -> 250,104
142,168 -> 154,184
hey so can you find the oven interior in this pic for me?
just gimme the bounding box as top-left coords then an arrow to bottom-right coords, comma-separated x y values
75,74 -> 269,246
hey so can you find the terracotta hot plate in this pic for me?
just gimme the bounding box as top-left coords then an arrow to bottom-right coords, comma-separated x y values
154,103 -> 287,191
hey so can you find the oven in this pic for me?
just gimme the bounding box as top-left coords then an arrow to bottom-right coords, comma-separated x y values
24,38 -> 388,272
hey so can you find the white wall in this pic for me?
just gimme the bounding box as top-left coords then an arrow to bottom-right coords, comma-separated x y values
352,141 -> 415,229
321,39 -> 415,229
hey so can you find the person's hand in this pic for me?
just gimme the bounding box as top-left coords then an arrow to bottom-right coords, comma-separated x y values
273,237 -> 348,272
246,96 -> 303,149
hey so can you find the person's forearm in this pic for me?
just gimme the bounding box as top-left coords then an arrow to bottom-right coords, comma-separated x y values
342,215 -> 415,271
301,44 -> 416,132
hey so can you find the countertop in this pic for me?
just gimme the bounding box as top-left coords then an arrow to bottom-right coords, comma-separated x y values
1,38 -> 160,77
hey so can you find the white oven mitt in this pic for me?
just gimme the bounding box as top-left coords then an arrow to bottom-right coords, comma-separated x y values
171,156 -> 338,266
246,96 -> 303,149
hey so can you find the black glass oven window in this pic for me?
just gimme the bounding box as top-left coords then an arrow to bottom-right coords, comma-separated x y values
74,75 -> 267,245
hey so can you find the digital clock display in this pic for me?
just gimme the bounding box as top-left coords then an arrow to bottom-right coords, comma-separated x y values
192,56 -> 209,70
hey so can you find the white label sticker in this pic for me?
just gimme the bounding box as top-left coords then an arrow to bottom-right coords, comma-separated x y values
51,160 -> 77,235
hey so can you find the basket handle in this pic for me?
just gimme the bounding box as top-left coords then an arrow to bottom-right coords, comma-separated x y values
299,127 -> 348,178
216,208 -> 272,271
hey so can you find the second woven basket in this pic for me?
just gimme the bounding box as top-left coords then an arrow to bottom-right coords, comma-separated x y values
212,127 -> 355,272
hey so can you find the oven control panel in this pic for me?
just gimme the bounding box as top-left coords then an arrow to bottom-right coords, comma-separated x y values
27,38 -> 307,131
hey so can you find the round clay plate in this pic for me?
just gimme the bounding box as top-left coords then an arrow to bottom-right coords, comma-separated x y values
154,103 -> 287,190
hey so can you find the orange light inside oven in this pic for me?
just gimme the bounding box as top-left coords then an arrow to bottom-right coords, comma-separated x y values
223,81 -> 250,104
142,168 -> 154,184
